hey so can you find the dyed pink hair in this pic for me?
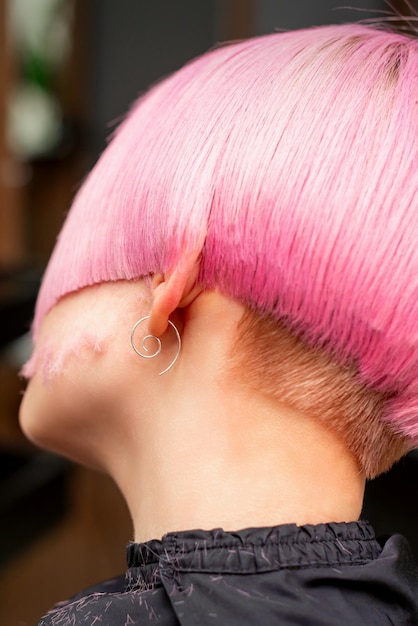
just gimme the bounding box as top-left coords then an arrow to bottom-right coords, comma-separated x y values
34,25 -> 418,444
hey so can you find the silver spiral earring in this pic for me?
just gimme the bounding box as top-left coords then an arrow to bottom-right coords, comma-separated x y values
130,315 -> 181,375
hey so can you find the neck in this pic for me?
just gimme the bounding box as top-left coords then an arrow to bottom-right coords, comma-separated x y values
123,405 -> 364,543
105,300 -> 365,542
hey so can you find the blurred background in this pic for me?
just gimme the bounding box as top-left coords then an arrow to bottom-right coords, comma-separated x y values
0,1 -> 417,623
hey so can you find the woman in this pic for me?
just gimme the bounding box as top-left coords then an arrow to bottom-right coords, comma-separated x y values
20,23 -> 418,624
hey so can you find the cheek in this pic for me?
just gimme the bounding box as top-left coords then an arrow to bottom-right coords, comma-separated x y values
18,281 -> 151,467
19,365 -> 115,471
19,340 -> 143,471
20,375 -> 60,450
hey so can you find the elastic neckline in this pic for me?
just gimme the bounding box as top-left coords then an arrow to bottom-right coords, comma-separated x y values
125,521 -> 381,590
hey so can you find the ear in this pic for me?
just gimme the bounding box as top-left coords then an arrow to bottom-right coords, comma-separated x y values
148,252 -> 203,337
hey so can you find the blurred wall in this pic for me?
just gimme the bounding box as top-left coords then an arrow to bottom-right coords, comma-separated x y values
258,0 -> 386,32
86,0 -> 217,154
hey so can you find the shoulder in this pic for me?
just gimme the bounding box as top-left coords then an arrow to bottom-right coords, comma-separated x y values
37,575 -> 178,626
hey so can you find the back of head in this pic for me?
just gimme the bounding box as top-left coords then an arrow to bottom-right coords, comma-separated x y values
32,24 -> 418,477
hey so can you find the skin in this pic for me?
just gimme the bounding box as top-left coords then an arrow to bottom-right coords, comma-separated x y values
20,261 -> 365,542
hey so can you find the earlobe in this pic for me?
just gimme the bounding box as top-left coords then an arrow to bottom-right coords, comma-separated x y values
148,253 -> 202,337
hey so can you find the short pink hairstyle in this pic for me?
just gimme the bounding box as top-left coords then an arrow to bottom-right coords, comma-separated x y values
33,25 -> 418,448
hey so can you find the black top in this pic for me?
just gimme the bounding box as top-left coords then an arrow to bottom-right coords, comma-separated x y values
38,521 -> 418,625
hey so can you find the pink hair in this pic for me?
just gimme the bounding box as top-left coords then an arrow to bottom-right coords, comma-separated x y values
33,25 -> 418,443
